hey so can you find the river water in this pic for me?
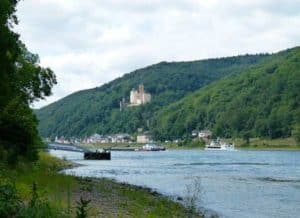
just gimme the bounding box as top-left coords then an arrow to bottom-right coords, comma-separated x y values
50,149 -> 300,218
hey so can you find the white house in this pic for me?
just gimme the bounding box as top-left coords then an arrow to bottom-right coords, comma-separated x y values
137,133 -> 152,143
198,130 -> 212,139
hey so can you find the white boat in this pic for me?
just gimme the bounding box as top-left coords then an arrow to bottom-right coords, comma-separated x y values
205,139 -> 235,151
140,144 -> 166,151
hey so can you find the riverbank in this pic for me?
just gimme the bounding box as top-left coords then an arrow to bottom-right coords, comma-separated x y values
0,152 -> 203,217
80,137 -> 300,151
57,148 -> 300,218
230,137 -> 300,150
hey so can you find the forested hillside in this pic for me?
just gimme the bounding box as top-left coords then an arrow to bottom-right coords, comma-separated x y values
152,47 -> 300,141
36,54 -> 270,138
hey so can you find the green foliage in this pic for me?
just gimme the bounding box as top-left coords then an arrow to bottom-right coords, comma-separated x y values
0,0 -> 56,165
0,181 -> 64,218
0,183 -> 22,218
37,53 -> 270,138
29,182 -> 38,208
153,47 -> 300,140
293,123 -> 300,143
76,197 -> 91,218
0,98 -> 41,164
0,152 -> 75,217
178,139 -> 205,148
20,182 -> 63,218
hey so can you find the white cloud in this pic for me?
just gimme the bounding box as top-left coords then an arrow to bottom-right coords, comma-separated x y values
16,0 -> 300,108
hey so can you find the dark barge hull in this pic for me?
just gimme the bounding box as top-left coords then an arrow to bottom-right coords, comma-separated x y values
107,147 -> 137,151
84,151 -> 111,160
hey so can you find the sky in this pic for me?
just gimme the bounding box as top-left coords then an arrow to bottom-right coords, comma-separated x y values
16,0 -> 300,108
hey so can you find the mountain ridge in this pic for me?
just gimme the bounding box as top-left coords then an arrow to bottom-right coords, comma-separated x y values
36,47 -> 299,139
152,46 -> 300,140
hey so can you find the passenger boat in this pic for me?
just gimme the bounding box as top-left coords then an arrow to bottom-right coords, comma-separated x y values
205,139 -> 235,151
140,144 -> 166,151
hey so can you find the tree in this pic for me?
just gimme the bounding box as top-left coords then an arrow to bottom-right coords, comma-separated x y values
293,123 -> 300,144
0,0 -> 57,164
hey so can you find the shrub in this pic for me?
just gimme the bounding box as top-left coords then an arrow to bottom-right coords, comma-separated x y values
76,197 -> 91,218
184,177 -> 203,217
0,183 -> 23,218
292,124 -> 300,144
0,181 -> 68,218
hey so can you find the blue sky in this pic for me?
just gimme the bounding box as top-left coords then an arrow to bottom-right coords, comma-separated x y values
16,0 -> 300,108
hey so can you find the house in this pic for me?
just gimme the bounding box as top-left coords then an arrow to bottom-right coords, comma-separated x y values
198,130 -> 212,139
114,134 -> 132,143
89,133 -> 103,143
54,136 -> 70,144
191,130 -> 199,137
137,133 -> 152,143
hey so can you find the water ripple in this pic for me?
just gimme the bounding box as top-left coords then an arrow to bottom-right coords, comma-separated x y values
174,162 -> 270,166
256,177 -> 300,183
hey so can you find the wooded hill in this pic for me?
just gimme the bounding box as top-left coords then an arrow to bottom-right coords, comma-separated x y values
36,47 -> 299,141
152,47 -> 300,141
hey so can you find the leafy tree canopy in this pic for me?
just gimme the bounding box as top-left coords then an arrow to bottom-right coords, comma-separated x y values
0,0 -> 56,165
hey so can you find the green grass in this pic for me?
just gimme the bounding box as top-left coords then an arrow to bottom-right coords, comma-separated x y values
81,140 -> 206,150
1,152 -> 203,217
81,142 -> 143,150
1,152 -> 77,213
163,137 -> 299,150
227,137 -> 300,150
84,178 -> 203,218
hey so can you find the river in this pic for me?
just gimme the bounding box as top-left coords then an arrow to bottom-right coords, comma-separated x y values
50,149 -> 300,218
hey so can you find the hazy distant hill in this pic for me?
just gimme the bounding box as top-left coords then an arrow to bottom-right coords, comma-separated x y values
36,53 -> 271,138
152,47 -> 300,140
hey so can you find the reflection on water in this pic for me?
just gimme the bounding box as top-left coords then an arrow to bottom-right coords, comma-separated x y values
50,149 -> 300,218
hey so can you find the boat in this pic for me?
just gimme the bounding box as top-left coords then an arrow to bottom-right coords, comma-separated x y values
84,149 -> 111,160
205,139 -> 235,151
140,144 -> 166,151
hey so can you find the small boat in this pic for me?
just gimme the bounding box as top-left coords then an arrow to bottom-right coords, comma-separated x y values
205,139 -> 235,151
140,144 -> 166,151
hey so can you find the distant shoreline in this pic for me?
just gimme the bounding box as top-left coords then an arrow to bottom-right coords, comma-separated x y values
77,139 -> 300,151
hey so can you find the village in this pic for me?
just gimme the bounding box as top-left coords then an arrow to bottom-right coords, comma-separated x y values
52,129 -> 212,145
52,84 -> 212,146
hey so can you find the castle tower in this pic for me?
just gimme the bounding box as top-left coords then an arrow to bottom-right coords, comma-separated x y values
120,98 -> 126,111
130,89 -> 138,104
139,84 -> 144,94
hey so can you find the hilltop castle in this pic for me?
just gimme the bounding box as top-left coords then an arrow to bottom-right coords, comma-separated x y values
120,84 -> 151,110
130,84 -> 151,106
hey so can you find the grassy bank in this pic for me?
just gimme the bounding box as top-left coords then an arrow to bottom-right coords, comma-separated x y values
81,137 -> 300,151
0,152 -> 203,218
229,137 -> 300,150
81,140 -> 205,150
